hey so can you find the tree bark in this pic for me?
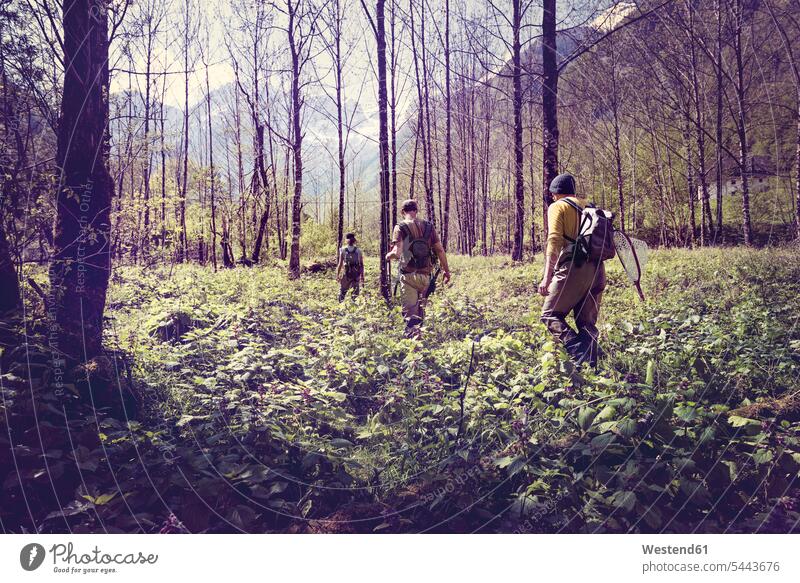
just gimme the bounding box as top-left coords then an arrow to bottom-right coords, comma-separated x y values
541,0 -> 558,239
50,0 -> 113,361
204,54 -> 218,270
511,0 -> 524,261
0,214 -> 19,312
287,0 -> 304,279
714,0 -> 724,240
377,0 -> 391,300
764,0 -> 800,238
732,0 -> 752,246
179,3 -> 191,262
609,36 -> 625,232
687,0 -> 711,245
333,0 -> 346,250
443,0 -> 452,250
389,0 -> 398,224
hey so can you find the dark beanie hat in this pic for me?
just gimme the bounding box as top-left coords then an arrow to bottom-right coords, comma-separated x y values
549,173 -> 576,195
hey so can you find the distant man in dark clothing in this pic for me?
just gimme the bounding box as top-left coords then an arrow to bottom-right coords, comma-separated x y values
337,233 -> 364,302
539,173 -> 606,367
385,199 -> 451,336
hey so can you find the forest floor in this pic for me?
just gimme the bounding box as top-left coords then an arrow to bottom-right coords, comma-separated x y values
3,246 -> 800,533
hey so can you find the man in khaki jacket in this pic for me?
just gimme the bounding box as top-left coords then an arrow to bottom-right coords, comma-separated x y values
386,199 -> 451,336
539,173 -> 606,367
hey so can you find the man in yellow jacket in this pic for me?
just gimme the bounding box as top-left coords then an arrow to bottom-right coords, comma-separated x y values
539,173 -> 606,368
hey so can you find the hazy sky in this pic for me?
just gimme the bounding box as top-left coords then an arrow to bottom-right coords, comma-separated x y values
108,0 -> 629,109
104,0 -> 631,202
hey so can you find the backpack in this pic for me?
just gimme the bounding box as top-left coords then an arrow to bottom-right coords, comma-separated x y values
561,198 -> 616,265
343,246 -> 361,279
399,220 -> 435,271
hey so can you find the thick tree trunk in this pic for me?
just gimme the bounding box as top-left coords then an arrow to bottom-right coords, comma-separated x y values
792,110 -> 800,238
541,0 -> 559,239
389,0 -> 398,224
511,0 -> 524,261
252,209 -> 270,263
377,0 -> 391,300
764,0 -> 800,239
0,215 -> 19,312
714,0 -> 724,240
50,0 -> 113,361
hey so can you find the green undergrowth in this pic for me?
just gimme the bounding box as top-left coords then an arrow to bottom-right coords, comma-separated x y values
3,246 -> 800,532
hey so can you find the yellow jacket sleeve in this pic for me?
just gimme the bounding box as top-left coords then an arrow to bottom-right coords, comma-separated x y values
546,197 -> 586,260
546,202 -> 566,260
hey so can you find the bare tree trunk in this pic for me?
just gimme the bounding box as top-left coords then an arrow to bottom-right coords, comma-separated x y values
608,36 -> 626,232
159,78 -> 168,248
376,0 -> 391,300
541,0 -> 558,239
715,0 -> 724,240
0,213 -> 19,312
204,52 -> 218,270
50,0 -> 113,361
420,0 -> 435,224
687,0 -> 712,245
233,79 -> 247,258
409,113 -> 419,200
443,0 -> 452,250
509,0 -> 525,260
287,0 -> 304,279
685,122 -> 696,246
528,100 -> 537,253
765,0 -> 800,238
481,82 -> 492,255
731,0 -> 752,245
266,97 -> 283,259
631,125 -> 638,230
179,3 -> 192,262
142,14 -> 154,259
333,0 -> 346,250
389,0 -> 398,223
409,0 -> 428,207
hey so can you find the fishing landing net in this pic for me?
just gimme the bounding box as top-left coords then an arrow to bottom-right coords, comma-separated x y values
613,231 -> 649,302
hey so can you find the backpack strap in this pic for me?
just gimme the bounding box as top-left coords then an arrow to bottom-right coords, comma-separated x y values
400,220 -> 427,243
559,198 -> 589,243
421,220 -> 433,244
561,197 -> 583,215
399,221 -> 415,241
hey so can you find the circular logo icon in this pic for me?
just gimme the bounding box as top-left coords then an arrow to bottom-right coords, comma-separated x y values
20,543 -> 46,571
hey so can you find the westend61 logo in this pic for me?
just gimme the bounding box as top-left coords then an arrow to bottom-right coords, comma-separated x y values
19,542 -> 158,574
